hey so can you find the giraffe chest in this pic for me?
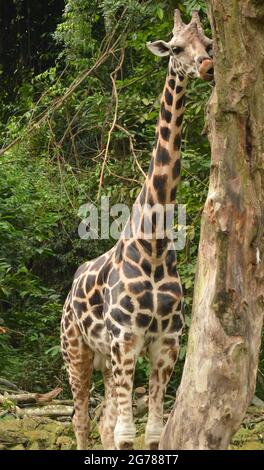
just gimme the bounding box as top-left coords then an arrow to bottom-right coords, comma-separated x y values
70,245 -> 184,357
104,254 -> 183,338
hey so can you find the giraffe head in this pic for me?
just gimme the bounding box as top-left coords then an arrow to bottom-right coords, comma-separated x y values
147,10 -> 214,81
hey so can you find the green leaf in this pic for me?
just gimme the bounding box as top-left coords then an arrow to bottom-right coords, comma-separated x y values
179,345 -> 187,361
156,7 -> 164,20
142,98 -> 150,106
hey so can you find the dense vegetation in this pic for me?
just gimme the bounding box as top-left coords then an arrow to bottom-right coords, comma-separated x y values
0,0 -> 263,399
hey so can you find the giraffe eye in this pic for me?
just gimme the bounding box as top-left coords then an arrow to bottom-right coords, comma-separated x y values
172,46 -> 184,55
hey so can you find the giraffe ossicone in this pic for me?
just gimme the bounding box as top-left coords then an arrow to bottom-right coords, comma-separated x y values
61,9 -> 213,450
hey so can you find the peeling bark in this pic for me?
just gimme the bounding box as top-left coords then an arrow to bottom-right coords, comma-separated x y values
160,0 -> 264,450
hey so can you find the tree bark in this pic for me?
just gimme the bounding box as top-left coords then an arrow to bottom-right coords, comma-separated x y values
160,0 -> 264,450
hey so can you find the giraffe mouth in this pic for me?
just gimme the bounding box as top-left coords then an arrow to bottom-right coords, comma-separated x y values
199,59 -> 214,81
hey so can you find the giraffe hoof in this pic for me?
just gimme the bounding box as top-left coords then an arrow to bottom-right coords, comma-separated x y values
119,441 -> 134,450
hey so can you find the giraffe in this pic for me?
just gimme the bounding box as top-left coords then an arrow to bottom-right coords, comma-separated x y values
61,10 -> 214,451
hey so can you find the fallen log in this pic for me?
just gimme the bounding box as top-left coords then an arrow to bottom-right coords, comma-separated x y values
52,399 -> 73,406
35,387 -> 63,404
252,396 -> 264,409
0,378 -> 19,391
0,387 -> 62,405
16,405 -> 73,418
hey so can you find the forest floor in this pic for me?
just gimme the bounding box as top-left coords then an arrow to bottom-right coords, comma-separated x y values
0,405 -> 263,450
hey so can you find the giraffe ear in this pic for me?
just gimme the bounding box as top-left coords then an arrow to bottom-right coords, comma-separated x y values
147,40 -> 170,57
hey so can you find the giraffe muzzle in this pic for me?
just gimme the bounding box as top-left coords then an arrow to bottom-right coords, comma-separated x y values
199,59 -> 214,81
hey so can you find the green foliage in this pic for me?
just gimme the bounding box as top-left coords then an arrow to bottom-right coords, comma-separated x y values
0,0 -> 64,119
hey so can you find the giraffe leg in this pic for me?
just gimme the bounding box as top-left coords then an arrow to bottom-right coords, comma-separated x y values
111,334 -> 143,450
145,335 -> 180,449
61,313 -> 94,450
98,367 -> 118,450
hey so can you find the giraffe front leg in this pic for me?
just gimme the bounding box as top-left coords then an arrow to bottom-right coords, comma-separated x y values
145,335 -> 180,450
111,334 -> 143,450
61,316 -> 94,450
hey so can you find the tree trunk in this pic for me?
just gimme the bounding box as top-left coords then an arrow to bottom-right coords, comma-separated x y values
160,0 -> 264,450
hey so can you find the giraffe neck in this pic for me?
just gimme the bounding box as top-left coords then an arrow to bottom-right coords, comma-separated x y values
128,69 -> 188,243
146,70 -> 188,206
